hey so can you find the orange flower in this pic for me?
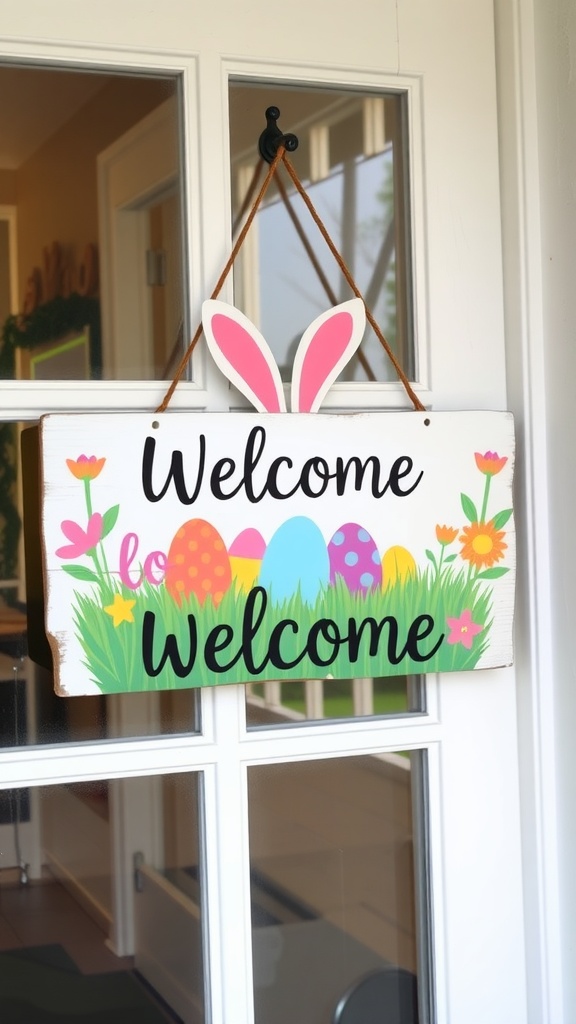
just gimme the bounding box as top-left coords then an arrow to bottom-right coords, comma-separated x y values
459,520 -> 507,570
474,451 -> 507,476
435,524 -> 458,546
66,454 -> 106,480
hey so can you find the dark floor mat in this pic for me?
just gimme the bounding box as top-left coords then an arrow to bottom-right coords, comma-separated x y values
0,945 -> 175,1023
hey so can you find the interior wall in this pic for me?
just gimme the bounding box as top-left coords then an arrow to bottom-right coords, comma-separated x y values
0,222 -> 11,324
532,0 -> 576,1015
15,74 -> 174,308
0,169 -> 16,205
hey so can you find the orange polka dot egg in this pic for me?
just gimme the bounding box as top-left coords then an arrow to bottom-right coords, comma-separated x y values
165,518 -> 232,607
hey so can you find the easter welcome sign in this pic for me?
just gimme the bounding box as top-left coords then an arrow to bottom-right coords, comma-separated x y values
40,408 -> 515,697
40,299 -> 515,696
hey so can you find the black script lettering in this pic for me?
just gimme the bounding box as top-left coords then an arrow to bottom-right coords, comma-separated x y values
210,458 -> 237,499
142,428 -> 424,506
142,610 -> 198,677
204,623 -> 243,672
347,615 -> 403,664
267,619 -> 306,670
347,612 -> 443,665
142,436 -> 205,504
300,457 -> 331,498
243,425 -> 268,503
241,587 -> 270,674
336,455 -> 388,497
263,455 -> 332,501
305,619 -> 344,667
404,615 -> 444,661
266,456 -> 297,499
386,456 -> 424,497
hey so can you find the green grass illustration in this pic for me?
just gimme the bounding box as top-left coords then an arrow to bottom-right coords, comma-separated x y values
72,569 -> 493,694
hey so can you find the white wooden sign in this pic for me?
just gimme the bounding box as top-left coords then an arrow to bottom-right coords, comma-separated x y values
40,301 -> 515,696
40,409 -> 515,696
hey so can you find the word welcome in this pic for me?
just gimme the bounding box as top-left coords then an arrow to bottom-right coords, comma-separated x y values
142,587 -> 445,678
142,426 -> 424,506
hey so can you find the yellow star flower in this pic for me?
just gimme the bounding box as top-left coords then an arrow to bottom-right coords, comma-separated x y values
104,593 -> 136,627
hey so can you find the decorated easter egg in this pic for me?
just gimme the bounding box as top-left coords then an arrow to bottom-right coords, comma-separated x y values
258,516 -> 329,605
327,523 -> 382,592
165,518 -> 232,606
229,528 -> 266,593
382,545 -> 417,589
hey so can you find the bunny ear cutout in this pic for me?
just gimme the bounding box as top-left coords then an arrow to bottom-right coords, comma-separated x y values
291,299 -> 366,413
202,300 -> 286,412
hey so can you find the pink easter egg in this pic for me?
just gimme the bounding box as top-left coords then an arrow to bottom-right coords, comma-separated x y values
229,528 -> 266,559
327,523 -> 382,593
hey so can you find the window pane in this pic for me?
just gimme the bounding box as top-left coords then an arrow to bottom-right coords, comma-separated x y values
248,753 -> 427,1023
0,63 -> 187,381
0,773 -> 204,1023
0,420 -> 200,745
229,83 -> 413,384
246,676 -> 424,727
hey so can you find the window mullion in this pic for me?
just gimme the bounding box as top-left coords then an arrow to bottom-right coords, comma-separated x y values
202,686 -> 255,1024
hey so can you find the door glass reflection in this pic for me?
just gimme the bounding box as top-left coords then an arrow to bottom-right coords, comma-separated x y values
229,83 -> 413,384
248,754 -> 425,1023
0,63 -> 186,381
246,675 -> 423,727
0,773 -> 204,1022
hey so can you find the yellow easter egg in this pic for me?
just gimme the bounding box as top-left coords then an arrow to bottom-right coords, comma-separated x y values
382,545 -> 417,589
228,529 -> 266,593
230,555 -> 261,593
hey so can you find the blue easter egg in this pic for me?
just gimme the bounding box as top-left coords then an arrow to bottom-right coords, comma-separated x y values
258,516 -> 329,605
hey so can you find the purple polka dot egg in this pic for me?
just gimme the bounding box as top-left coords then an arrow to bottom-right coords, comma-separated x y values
327,523 -> 382,593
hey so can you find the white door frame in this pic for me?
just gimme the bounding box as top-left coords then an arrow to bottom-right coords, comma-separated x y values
494,4 -> 562,1021
0,4 -> 563,1020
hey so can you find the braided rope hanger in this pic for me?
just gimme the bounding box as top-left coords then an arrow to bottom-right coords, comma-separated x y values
157,143 -> 424,413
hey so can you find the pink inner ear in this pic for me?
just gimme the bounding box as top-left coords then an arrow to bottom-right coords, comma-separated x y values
211,314 -> 283,412
298,311 -> 353,412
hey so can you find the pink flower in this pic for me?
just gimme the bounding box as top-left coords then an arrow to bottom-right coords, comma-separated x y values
446,609 -> 483,650
56,513 -> 103,559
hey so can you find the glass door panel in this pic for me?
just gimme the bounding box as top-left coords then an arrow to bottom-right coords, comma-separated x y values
0,772 -> 204,1023
229,83 -> 413,384
0,63 -> 187,381
248,752 -> 425,1023
246,675 -> 424,727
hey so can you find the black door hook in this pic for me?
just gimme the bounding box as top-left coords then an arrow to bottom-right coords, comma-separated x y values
258,106 -> 299,164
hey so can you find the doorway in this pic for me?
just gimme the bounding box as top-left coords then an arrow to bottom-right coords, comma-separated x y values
0,6 -> 529,1020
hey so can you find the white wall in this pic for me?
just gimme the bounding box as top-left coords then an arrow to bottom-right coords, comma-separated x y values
532,0 -> 576,1014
